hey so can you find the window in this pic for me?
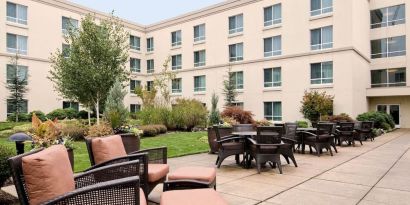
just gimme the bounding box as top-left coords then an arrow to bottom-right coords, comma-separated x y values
194,50 -> 206,67
130,80 -> 141,93
172,54 -> 182,70
371,36 -> 406,59
232,102 -> 244,108
311,0 -> 333,16
7,99 -> 28,116
62,17 -> 78,34
229,43 -> 244,62
7,64 -> 28,84
7,33 -> 27,55
172,78 -> 182,93
264,36 -> 282,57
311,61 -> 333,84
194,76 -> 206,92
147,37 -> 154,52
130,35 -> 140,51
230,71 -> 244,89
311,26 -> 333,50
371,68 -> 406,87
229,14 -> 243,34
371,4 -> 405,29
264,4 -> 282,27
264,67 -> 281,87
63,101 -> 79,111
264,102 -> 282,121
62,44 -> 70,58
171,30 -> 182,47
130,58 -> 141,73
6,2 -> 27,25
147,59 -> 154,73
194,24 -> 206,42
130,104 -> 141,113
146,81 -> 154,91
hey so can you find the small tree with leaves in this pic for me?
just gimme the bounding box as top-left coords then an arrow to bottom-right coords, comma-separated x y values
49,14 -> 129,125
104,80 -> 128,130
153,57 -> 176,106
222,66 -> 237,107
6,54 -> 28,122
209,92 -> 220,126
300,90 -> 334,123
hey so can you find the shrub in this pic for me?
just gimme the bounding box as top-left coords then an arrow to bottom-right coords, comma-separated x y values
254,119 -> 272,127
7,113 -> 30,122
61,121 -> 88,140
153,124 -> 167,134
300,90 -> 334,123
104,80 -> 128,129
29,111 -> 46,121
78,110 -> 89,119
221,107 -> 254,124
208,93 -> 221,126
172,98 -> 208,131
47,108 -> 79,120
13,124 -> 32,133
139,125 -> 158,137
64,108 -> 79,119
0,145 -> 14,187
297,121 -> 309,128
322,113 -> 354,122
138,106 -> 173,128
86,122 -> 114,138
357,111 -> 395,130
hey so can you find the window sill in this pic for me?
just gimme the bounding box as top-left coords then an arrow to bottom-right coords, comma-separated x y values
193,91 -> 206,95
236,89 -> 244,93
171,93 -> 183,96
146,51 -> 154,55
171,45 -> 182,50
6,21 -> 28,29
310,84 -> 333,89
130,49 -> 142,54
228,32 -> 243,38
309,13 -> 333,21
194,40 -> 206,45
130,71 -> 141,74
263,87 -> 282,92
263,24 -> 282,31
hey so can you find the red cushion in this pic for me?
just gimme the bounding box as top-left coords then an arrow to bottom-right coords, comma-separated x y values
22,145 -> 75,205
161,189 -> 228,205
168,167 -> 216,183
92,135 -> 127,164
148,164 -> 169,182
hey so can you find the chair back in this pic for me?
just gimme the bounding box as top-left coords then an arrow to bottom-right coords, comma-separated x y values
8,148 -> 45,205
85,138 -> 96,166
338,122 -> 355,132
361,121 -> 374,131
256,126 -> 283,144
213,126 -> 223,142
284,123 -> 298,140
316,123 -> 334,135
232,124 -> 254,132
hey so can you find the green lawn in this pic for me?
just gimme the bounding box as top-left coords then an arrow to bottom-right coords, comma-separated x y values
0,122 -> 29,131
0,131 -> 209,172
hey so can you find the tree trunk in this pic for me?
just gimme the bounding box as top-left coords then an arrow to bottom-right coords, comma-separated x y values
87,109 -> 91,126
95,100 -> 100,125
15,111 -> 19,122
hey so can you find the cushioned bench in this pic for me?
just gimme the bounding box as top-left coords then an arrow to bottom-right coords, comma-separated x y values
161,188 -> 227,205
166,166 -> 216,190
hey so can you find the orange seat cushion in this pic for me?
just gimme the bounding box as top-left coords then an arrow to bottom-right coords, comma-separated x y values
168,167 -> 216,183
148,164 -> 169,182
22,145 -> 75,205
140,188 -> 147,205
92,135 -> 127,164
161,189 -> 228,205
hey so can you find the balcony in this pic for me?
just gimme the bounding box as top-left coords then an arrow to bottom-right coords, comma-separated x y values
367,86 -> 410,97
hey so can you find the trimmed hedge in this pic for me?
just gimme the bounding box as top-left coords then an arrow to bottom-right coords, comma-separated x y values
0,145 -> 14,186
47,108 -> 79,120
357,111 -> 395,130
139,124 -> 167,137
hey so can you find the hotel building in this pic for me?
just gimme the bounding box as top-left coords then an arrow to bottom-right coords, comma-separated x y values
0,0 -> 409,128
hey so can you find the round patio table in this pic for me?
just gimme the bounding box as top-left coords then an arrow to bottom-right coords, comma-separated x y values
231,131 -> 256,169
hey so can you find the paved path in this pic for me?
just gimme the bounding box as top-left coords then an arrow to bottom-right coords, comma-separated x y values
162,129 -> 410,205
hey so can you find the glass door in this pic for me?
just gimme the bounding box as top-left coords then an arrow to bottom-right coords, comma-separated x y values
377,104 -> 400,128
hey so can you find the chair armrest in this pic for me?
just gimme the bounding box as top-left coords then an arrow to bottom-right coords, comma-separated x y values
131,146 -> 167,164
163,180 -> 210,192
248,138 -> 281,147
217,136 -> 244,143
43,176 -> 141,205
84,152 -> 148,172
282,137 -> 297,144
74,160 -> 140,189
299,131 -> 317,137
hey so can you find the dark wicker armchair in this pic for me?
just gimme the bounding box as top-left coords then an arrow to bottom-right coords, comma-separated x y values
303,123 -> 335,157
248,126 -> 283,174
214,126 -> 245,168
335,122 -> 356,146
356,121 -> 374,141
85,138 -> 168,196
282,122 -> 301,152
8,149 -> 144,205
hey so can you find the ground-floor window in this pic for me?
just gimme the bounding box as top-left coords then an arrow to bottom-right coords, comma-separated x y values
63,101 -> 79,111
130,104 -> 141,113
264,101 -> 282,121
7,99 -> 28,116
232,102 -> 244,108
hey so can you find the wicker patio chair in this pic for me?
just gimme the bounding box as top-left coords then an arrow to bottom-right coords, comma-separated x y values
214,126 -> 245,168
303,123 -> 335,157
282,122 -> 301,152
335,122 -> 356,146
248,126 -> 283,174
356,121 -> 374,141
8,148 -> 145,205
85,136 -> 168,196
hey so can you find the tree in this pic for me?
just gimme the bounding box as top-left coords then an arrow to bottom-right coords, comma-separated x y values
49,14 -> 129,125
6,54 -> 28,122
300,90 -> 334,123
209,92 -> 220,125
222,66 -> 237,107
104,80 -> 128,130
153,57 -> 176,106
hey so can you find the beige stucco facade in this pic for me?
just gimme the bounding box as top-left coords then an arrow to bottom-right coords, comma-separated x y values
1,0 -> 410,128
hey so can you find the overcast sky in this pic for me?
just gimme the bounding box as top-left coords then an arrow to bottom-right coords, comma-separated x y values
69,0 -> 225,25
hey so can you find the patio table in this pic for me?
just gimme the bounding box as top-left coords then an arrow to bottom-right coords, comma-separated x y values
296,128 -> 317,154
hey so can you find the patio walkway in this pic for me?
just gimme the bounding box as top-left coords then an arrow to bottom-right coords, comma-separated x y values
150,129 -> 410,205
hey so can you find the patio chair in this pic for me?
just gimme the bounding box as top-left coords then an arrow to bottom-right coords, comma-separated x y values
356,121 -> 374,141
8,145 -> 145,205
282,122 -> 301,152
85,135 -> 168,196
214,126 -> 245,168
335,122 -> 356,146
248,126 -> 283,174
303,123 -> 335,157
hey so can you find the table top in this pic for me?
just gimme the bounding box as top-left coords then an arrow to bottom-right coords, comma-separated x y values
232,127 -> 317,136
296,128 -> 317,132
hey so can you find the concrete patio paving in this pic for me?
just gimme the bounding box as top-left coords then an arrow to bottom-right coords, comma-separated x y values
150,129 -> 410,205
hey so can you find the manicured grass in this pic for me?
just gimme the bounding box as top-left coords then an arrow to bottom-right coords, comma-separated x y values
0,122 -> 29,131
0,131 -> 208,173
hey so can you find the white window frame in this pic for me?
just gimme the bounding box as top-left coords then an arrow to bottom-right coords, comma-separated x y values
171,30 -> 182,47
264,4 -> 282,27
147,37 -> 154,52
371,36 -> 407,59
371,4 -> 406,29
6,2 -> 28,25
264,102 -> 282,122
311,26 -> 333,51
264,36 -> 282,57
172,78 -> 182,93
371,68 -> 407,87
62,16 -> 78,35
7,33 -> 28,55
194,76 -> 206,92
6,64 -> 28,84
194,24 -> 206,42
229,14 -> 244,34
130,58 -> 141,73
130,35 -> 140,51
172,54 -> 182,70
311,0 -> 333,16
147,59 -> 154,74
230,71 -> 244,90
194,50 -> 206,67
264,67 -> 282,87
130,104 -> 141,113
310,61 -> 333,85
130,80 -> 141,93
229,43 -> 244,62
